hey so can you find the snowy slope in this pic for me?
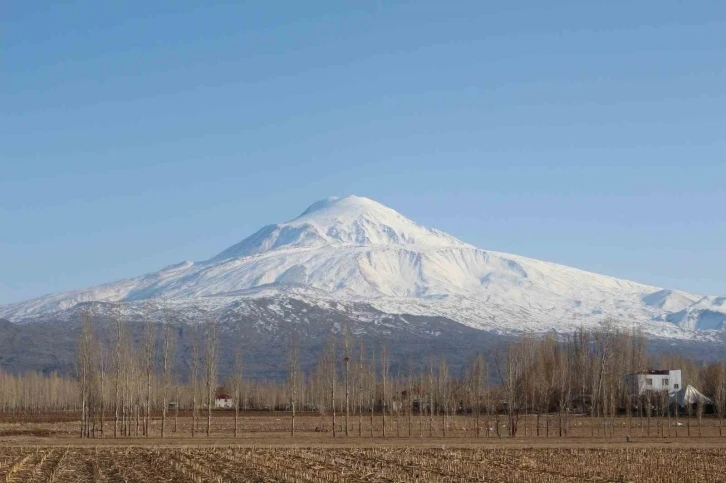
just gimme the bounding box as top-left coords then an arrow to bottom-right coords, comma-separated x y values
666,296 -> 726,331
1,195 -> 724,338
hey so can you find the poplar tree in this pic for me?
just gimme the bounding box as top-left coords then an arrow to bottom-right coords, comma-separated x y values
287,336 -> 300,437
204,319 -> 220,437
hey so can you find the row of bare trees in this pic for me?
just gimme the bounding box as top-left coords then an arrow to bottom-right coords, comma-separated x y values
1,315 -> 725,439
285,323 -> 726,438
73,307 -> 224,438
0,371 -> 78,412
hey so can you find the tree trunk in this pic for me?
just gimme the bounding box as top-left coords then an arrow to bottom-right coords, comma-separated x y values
235,390 -> 240,438
345,356 -> 350,437
174,386 -> 179,433
146,372 -> 151,438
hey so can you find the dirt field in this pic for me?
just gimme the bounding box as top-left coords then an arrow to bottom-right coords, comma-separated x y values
1,413 -> 725,482
1,411 -> 724,440
0,445 -> 725,482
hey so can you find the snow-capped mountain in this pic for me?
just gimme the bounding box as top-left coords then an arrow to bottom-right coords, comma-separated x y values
2,195 -> 724,339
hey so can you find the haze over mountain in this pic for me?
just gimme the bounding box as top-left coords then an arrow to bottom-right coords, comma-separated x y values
2,195 -> 724,341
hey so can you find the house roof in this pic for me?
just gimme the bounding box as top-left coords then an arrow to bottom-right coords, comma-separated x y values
627,369 -> 676,376
645,369 -> 673,375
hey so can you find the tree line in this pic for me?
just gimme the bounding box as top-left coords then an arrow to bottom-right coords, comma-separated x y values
1,311 -> 725,439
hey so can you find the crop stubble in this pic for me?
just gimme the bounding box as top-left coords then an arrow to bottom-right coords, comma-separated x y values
0,446 -> 724,483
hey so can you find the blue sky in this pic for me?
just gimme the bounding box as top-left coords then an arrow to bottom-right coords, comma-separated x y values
2,1 -> 725,304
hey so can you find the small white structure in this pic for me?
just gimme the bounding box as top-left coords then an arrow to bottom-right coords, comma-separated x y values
624,369 -> 682,396
214,393 -> 234,409
670,385 -> 713,408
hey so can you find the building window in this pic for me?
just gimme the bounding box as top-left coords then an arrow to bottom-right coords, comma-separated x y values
663,379 -> 669,385
674,384 -> 679,390
645,378 -> 653,385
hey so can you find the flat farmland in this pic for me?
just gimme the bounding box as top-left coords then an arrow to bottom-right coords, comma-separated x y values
1,413 -> 725,482
1,411 -> 724,440
0,445 -> 725,482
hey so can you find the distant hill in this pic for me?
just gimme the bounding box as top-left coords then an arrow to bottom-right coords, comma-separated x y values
0,318 -> 77,374
1,305 -> 724,380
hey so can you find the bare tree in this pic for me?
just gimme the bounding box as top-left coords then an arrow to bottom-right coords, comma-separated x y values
592,321 -> 617,418
437,358 -> 450,437
369,347 -> 376,437
573,328 -> 590,416
118,326 -> 136,437
537,334 -> 557,437
160,314 -> 176,438
173,382 -> 180,433
325,332 -> 337,437
112,305 -> 123,438
343,325 -> 352,437
204,319 -> 220,437
141,316 -> 156,437
190,325 -> 200,437
358,340 -> 365,437
555,336 -> 573,437
394,367 -> 401,437
234,343 -> 244,438
469,354 -> 487,438
98,337 -> 107,438
496,341 -> 525,437
287,335 -> 300,437
77,309 -> 95,438
717,363 -> 726,437
428,356 -> 435,437
407,357 -> 414,437
381,345 -> 390,438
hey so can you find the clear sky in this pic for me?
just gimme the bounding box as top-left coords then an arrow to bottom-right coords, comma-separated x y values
2,1 -> 725,305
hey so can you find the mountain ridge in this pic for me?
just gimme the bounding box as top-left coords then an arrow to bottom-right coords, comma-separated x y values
1,195 -> 724,338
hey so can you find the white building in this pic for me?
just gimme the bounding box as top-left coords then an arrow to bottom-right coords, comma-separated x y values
624,369 -> 682,396
214,393 -> 234,409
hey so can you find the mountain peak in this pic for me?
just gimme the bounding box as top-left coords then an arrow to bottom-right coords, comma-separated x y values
212,195 -> 469,261
292,195 -> 406,225
294,195 -> 380,220
297,196 -> 342,217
